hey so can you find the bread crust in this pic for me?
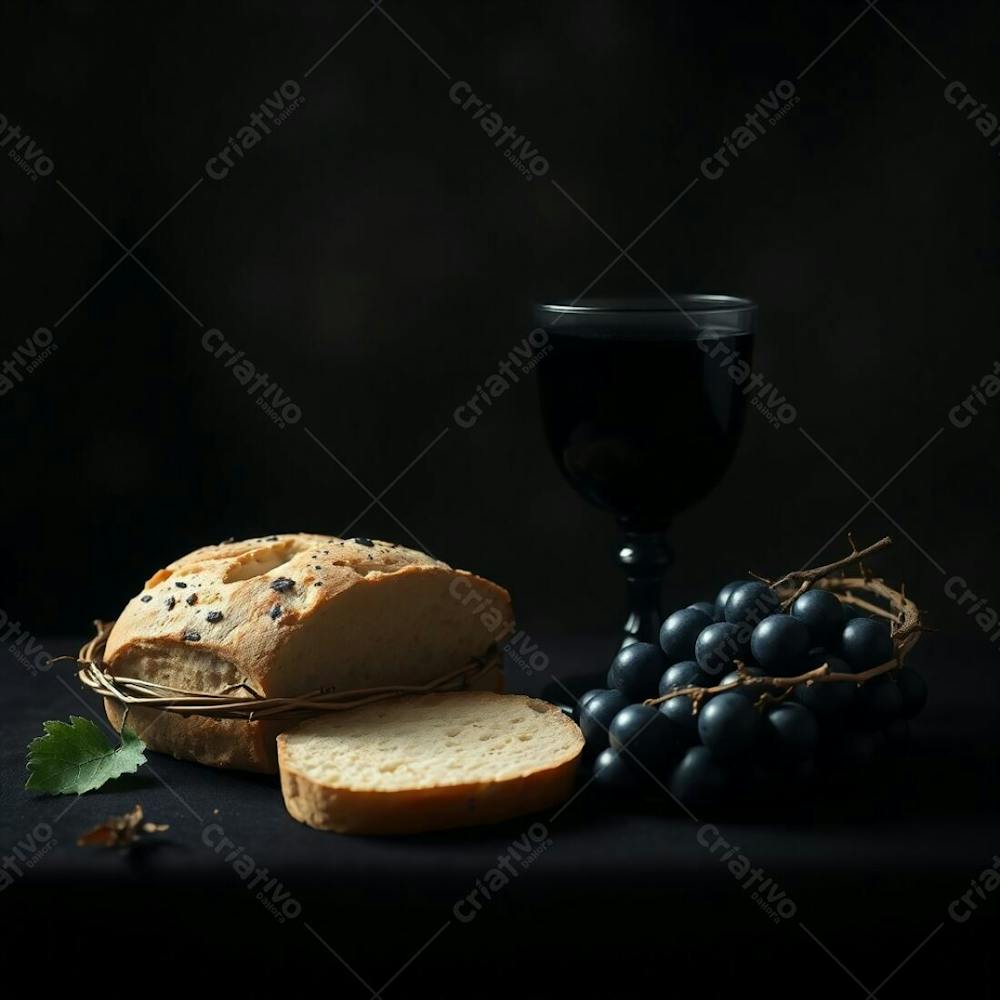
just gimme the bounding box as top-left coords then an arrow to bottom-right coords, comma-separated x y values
277,695 -> 584,835
102,534 -> 513,773
106,534 -> 465,686
104,699 -> 282,773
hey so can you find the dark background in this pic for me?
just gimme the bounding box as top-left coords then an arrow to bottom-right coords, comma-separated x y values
3,6 -> 1000,992
2,0 -> 998,649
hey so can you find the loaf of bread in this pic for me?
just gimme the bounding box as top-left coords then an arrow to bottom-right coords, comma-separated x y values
103,534 -> 513,773
278,692 -> 584,834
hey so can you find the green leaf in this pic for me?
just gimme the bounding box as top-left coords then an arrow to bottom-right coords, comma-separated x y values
25,716 -> 147,795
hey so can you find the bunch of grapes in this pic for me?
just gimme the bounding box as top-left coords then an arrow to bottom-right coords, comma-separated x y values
578,576 -> 927,806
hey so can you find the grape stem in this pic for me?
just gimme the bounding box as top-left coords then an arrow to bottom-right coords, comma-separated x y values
644,536 -> 925,713
761,534 -> 894,611
646,656 -> 906,712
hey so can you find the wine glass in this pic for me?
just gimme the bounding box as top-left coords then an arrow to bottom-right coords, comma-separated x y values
535,294 -> 757,656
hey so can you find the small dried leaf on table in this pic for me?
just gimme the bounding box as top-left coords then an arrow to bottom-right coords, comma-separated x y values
76,804 -> 169,848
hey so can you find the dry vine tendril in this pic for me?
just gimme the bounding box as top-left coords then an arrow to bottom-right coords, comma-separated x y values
644,535 -> 923,713
58,622 -> 500,723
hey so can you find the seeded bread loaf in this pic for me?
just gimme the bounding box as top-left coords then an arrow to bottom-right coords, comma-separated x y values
103,534 -> 513,773
278,692 -> 584,834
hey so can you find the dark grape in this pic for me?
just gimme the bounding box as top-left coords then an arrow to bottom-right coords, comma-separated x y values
608,642 -> 666,701
791,589 -> 844,646
763,703 -> 819,763
591,747 -> 644,797
578,689 -> 629,751
714,579 -> 751,622
842,603 -> 869,624
840,618 -> 894,671
574,688 -> 605,722
658,694 -> 700,744
609,704 -> 679,771
750,614 -> 810,675
724,581 -> 780,626
658,660 -> 709,696
852,675 -> 904,730
669,746 -> 730,804
659,607 -> 713,661
697,691 -> 762,761
895,667 -> 927,719
695,621 -> 745,678
688,601 -> 715,619
792,648 -> 856,717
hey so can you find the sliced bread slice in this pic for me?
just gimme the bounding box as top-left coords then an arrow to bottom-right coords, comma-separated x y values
277,692 -> 584,835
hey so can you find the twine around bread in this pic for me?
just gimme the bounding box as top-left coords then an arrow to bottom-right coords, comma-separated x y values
645,536 -> 924,711
68,621 -> 501,723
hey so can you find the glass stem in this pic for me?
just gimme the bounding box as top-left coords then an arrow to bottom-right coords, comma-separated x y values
617,530 -> 673,650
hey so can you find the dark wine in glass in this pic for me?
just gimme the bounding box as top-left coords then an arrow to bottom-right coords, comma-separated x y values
535,295 -> 757,654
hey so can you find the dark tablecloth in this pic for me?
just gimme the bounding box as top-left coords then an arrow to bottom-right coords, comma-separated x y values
2,633 -> 997,995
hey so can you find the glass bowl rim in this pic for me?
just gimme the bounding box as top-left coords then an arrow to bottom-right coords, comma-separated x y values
534,294 -> 758,317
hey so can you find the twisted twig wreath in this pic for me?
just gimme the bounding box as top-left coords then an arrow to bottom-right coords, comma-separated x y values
645,535 -> 923,712
66,621 -> 500,723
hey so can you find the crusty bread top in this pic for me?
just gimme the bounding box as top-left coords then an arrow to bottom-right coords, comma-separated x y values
104,533 -> 511,693
279,692 -> 583,792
